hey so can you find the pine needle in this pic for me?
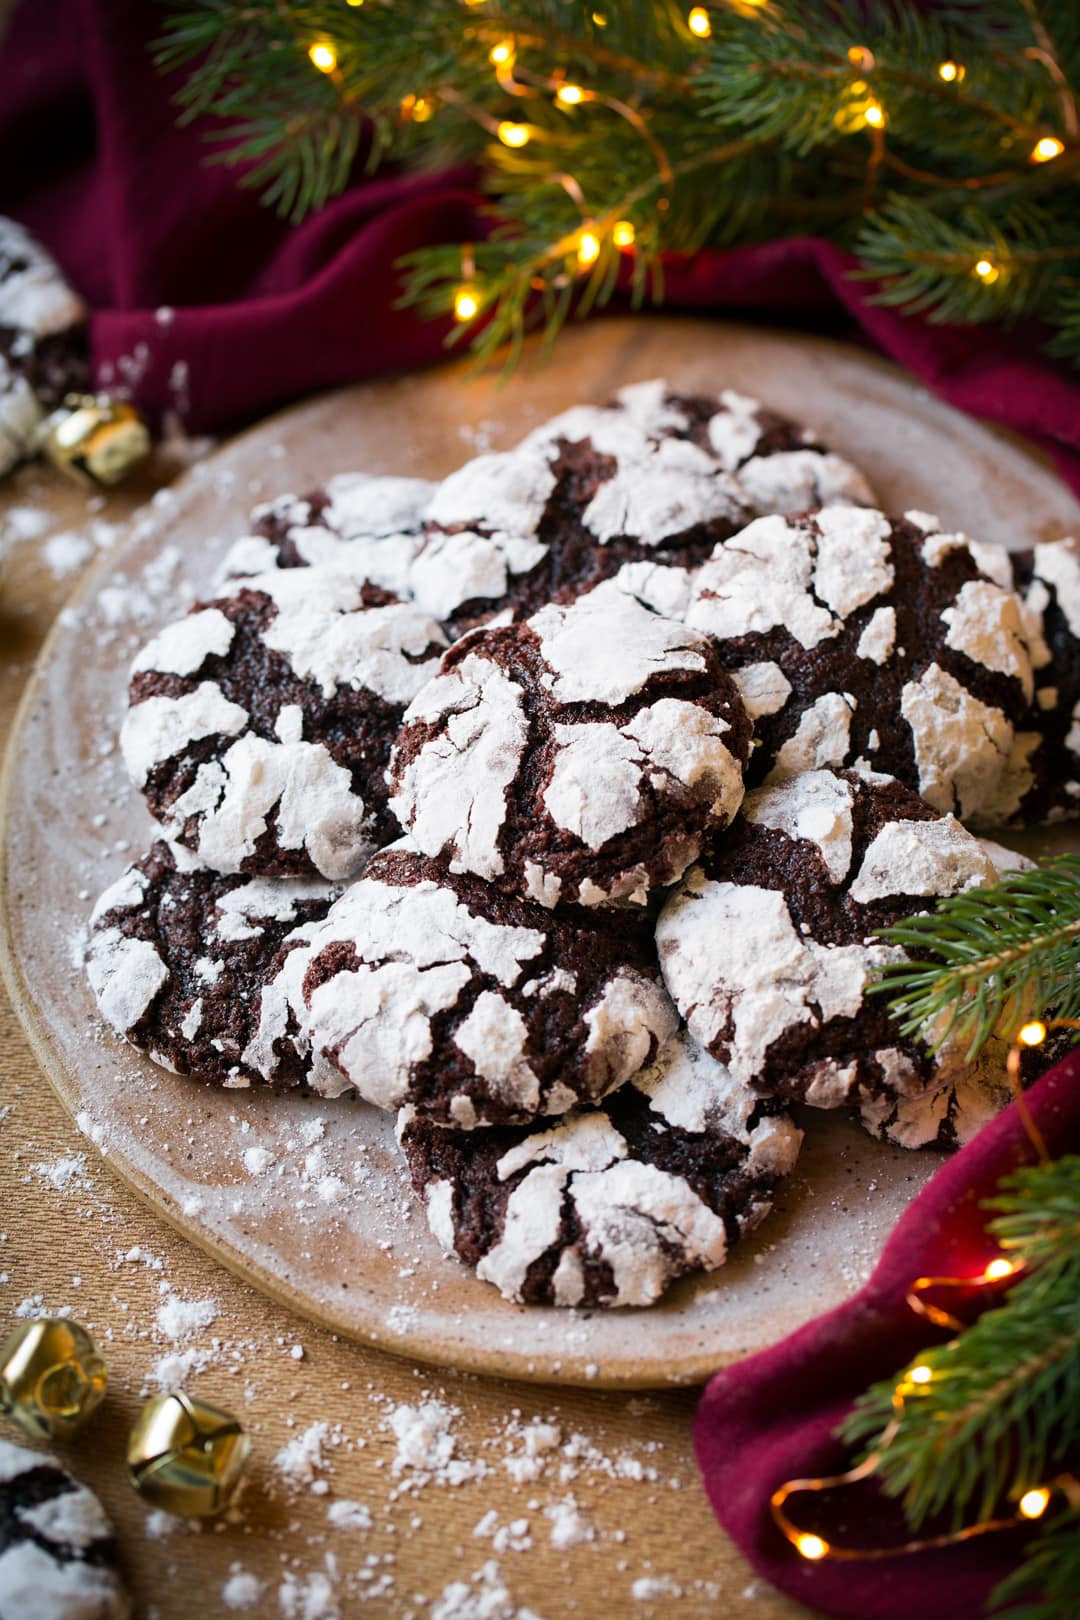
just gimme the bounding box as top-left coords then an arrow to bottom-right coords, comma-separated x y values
872,855 -> 1080,1057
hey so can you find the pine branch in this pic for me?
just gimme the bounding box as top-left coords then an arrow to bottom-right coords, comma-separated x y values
991,1508 -> 1080,1619
155,0 -> 1080,367
872,856 -> 1080,1058
986,1159 -> 1080,1272
841,1156 -> 1080,1532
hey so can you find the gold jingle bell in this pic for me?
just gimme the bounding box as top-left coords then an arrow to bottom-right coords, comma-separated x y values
0,1317 -> 108,1442
128,1391 -> 250,1517
40,392 -> 151,487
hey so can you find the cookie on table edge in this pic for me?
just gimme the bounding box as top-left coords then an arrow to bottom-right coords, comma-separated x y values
398,1029 -> 802,1309
0,1436 -> 129,1620
0,214 -> 89,477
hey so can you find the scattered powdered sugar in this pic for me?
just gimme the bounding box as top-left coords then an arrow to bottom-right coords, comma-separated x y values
431,1561 -> 543,1620
387,1399 -> 488,1489
144,1509 -> 186,1540
326,1499 -> 372,1532
473,1509 -> 533,1553
31,1152 -> 90,1191
42,530 -> 95,577
147,1345 -> 214,1390
154,1287 -> 219,1341
275,1421 -> 341,1492
544,1496 -> 595,1549
243,1145 -> 275,1176
632,1574 -> 683,1601
1,503 -> 50,546
278,1558 -> 341,1620
222,1567 -> 263,1609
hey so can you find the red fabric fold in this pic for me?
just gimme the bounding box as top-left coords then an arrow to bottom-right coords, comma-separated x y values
694,1050 -> 1080,1620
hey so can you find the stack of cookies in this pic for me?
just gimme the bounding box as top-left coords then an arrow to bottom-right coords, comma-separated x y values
87,380 -> 1080,1309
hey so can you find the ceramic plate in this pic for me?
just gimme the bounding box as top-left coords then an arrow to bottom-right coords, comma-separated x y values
3,317 -> 1078,1387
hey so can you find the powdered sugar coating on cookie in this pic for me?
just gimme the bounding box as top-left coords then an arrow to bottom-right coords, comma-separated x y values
407,378 -> 875,632
122,568 -> 448,879
686,507 -> 1034,818
656,767 -> 1002,1132
86,841 -> 337,1088
388,583 -> 751,908
301,842 -> 678,1127
0,1437 -> 130,1620
219,471 -> 436,596
399,1029 -> 802,1308
973,537 -> 1080,825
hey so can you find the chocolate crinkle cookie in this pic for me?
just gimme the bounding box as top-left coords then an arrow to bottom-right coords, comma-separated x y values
120,567 -> 448,880
0,1437 -> 130,1620
86,840 -> 337,1090
656,766 -> 1015,1149
410,378 -> 876,632
685,506 -> 1034,820
218,471 -> 436,597
0,215 -> 88,477
388,581 -> 752,909
299,841 -> 678,1128
398,1030 -> 802,1309
971,537 -> 1080,825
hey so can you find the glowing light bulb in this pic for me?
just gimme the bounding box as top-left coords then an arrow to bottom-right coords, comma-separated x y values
938,60 -> 964,82
308,42 -> 338,73
345,0 -> 364,8
1019,1488 -> 1051,1520
497,121 -> 530,148
688,6 -> 712,36
1032,136 -> 1065,162
454,289 -> 479,322
984,1258 -> 1015,1281
864,99 -> 885,128
848,45 -> 874,70
796,1534 -> 829,1561
556,84 -> 585,106
592,11 -> 608,24
577,231 -> 601,267
974,258 -> 999,283
489,41 -> 514,66
612,220 -> 636,248
1019,1020 -> 1047,1046
910,1364 -> 933,1385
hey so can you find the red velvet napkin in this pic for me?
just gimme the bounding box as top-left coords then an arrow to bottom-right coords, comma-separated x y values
4,0 -> 1080,502
694,1048 -> 1080,1620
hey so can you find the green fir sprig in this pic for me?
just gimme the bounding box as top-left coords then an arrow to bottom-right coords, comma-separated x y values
840,1157 -> 1080,1618
156,0 -> 1080,369
873,855 -> 1080,1058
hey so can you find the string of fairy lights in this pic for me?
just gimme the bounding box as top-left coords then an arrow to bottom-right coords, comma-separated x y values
771,1016 -> 1080,1570
303,2 -> 1071,324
